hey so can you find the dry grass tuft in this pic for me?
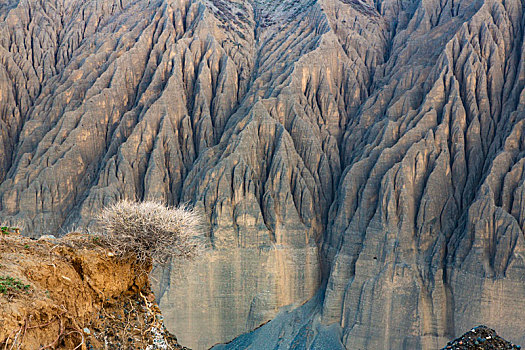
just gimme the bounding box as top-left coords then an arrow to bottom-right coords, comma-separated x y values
97,200 -> 204,265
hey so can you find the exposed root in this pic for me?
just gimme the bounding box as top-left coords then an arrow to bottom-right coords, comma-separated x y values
0,234 -> 186,350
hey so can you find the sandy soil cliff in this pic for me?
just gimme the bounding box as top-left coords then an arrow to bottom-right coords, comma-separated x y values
0,233 -> 185,350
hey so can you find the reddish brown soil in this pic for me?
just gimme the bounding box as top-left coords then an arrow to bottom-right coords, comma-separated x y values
0,233 -> 187,349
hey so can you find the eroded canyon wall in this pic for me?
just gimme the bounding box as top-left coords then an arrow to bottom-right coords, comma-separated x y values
1,0 -> 525,349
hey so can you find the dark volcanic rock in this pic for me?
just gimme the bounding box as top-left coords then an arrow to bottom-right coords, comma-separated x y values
442,326 -> 521,350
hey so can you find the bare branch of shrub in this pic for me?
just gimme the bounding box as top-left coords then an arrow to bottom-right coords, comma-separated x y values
96,200 -> 205,265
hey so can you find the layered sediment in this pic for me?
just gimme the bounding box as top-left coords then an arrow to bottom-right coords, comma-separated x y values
1,0 -> 525,348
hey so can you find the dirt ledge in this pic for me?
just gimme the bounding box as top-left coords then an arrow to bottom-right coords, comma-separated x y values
0,233 -> 187,349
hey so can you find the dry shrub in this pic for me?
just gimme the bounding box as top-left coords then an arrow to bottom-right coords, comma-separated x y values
97,200 -> 204,265
0,219 -> 25,235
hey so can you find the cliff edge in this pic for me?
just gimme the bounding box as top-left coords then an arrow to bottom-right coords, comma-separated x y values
0,232 -> 186,350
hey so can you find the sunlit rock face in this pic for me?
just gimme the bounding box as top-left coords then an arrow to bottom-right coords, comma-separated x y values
155,246 -> 320,349
2,0 -> 525,348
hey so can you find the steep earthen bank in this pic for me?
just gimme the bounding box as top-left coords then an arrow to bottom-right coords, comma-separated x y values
0,233 -> 185,349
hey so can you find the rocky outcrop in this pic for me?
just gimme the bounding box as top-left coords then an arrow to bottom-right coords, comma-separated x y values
1,0 -> 525,348
320,0 -> 525,348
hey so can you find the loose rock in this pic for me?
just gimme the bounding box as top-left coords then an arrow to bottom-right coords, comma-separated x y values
442,326 -> 521,350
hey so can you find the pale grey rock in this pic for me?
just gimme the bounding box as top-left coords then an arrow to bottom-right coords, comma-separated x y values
38,234 -> 57,240
211,292 -> 345,350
